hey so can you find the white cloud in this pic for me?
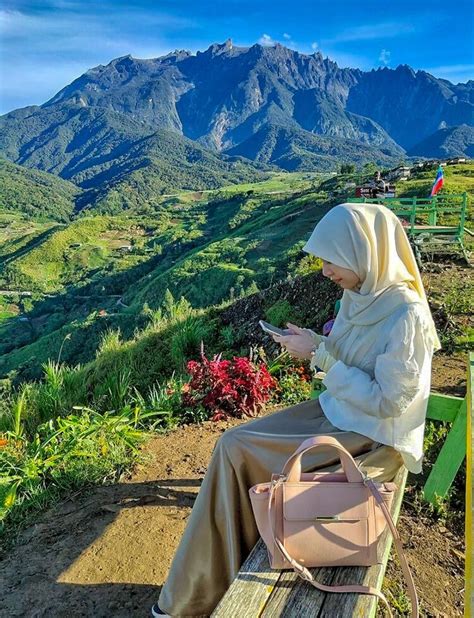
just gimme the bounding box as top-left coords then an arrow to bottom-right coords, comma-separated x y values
422,63 -> 474,75
283,33 -> 291,40
323,22 -> 415,44
311,41 -> 319,51
0,6 -> 186,113
258,33 -> 275,46
421,63 -> 474,83
379,49 -> 391,66
0,8 -> 36,34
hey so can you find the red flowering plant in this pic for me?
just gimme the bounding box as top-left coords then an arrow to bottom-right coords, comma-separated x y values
181,347 -> 278,422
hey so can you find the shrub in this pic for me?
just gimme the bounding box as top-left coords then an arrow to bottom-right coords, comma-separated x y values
264,299 -> 297,327
263,349 -> 313,406
96,328 -> 123,357
274,364 -> 312,406
220,324 -> 236,347
294,254 -> 323,276
170,315 -> 213,370
131,374 -> 187,430
181,348 -> 277,421
0,404 -> 149,532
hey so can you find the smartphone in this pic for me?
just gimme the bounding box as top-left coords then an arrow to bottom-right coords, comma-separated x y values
259,320 -> 292,337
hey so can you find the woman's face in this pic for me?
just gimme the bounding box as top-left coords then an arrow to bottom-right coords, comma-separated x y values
321,260 -> 361,290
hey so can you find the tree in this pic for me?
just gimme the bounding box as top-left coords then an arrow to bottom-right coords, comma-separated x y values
340,163 -> 356,174
362,162 -> 378,176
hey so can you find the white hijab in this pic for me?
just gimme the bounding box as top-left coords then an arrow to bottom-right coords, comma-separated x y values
302,202 -> 441,359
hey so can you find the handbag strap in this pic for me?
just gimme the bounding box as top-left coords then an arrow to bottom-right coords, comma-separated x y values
365,477 -> 419,617
267,476 -> 419,618
282,435 -> 365,483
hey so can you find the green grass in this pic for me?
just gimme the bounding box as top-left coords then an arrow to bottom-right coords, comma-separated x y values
397,162 -> 473,222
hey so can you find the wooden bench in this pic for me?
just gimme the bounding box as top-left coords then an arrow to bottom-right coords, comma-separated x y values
212,353 -> 472,617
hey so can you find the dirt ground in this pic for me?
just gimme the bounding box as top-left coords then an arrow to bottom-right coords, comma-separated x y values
1,352 -> 467,618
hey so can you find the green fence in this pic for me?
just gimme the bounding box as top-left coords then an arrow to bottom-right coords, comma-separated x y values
348,193 -> 470,264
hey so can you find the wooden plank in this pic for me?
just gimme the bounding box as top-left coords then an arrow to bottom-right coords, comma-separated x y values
259,567 -> 333,617
211,539 -> 281,617
426,393 -> 463,422
424,397 -> 467,503
465,353 -> 474,618
412,225 -> 457,231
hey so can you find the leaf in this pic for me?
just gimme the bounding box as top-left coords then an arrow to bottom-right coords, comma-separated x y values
3,482 -> 19,509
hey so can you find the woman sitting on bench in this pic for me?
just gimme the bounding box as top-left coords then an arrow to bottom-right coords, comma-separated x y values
152,202 -> 441,617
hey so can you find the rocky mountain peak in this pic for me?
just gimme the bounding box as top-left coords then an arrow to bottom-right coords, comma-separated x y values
200,39 -> 234,57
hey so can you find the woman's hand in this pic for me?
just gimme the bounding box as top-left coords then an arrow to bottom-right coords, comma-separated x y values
271,322 -> 318,359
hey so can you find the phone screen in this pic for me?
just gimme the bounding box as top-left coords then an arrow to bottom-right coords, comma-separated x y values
259,320 -> 290,337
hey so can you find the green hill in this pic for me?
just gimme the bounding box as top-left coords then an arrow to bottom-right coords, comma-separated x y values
408,125 -> 474,158
0,177 -> 332,378
0,158 -> 78,221
226,123 -> 403,171
79,129 -> 269,213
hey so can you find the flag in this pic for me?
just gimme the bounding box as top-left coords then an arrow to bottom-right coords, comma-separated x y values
430,165 -> 444,197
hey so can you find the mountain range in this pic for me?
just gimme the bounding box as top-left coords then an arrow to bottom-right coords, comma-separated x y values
0,40 -> 472,211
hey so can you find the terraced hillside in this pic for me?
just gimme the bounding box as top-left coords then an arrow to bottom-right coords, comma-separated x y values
0,163 -> 471,382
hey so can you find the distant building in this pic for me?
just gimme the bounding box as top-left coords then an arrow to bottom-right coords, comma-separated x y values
355,170 -> 396,199
386,166 -> 411,181
447,157 -> 467,165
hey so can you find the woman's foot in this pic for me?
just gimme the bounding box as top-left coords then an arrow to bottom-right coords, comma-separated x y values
151,603 -> 171,617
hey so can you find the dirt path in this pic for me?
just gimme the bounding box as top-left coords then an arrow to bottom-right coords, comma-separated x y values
1,356 -> 467,618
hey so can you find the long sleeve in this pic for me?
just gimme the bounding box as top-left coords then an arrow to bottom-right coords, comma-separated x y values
322,307 -> 433,420
306,329 -> 327,348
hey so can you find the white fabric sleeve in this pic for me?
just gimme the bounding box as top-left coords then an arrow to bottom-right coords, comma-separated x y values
322,308 -> 432,420
306,329 -> 327,347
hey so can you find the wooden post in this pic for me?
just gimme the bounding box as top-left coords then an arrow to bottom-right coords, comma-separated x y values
410,197 -> 416,236
423,396 -> 467,502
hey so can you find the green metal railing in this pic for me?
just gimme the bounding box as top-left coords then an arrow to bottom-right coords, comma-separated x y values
348,193 -> 470,263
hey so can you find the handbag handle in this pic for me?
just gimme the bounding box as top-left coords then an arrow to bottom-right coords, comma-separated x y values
282,435 -> 364,483
267,474 -> 419,618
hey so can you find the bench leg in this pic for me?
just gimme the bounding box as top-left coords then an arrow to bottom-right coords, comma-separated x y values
423,399 -> 467,503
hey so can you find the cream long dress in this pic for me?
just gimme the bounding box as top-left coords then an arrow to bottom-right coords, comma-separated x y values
157,398 -> 404,617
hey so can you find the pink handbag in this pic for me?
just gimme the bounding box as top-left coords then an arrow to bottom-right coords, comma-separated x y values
249,435 -> 418,618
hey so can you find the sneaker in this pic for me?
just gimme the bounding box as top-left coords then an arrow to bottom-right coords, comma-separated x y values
151,603 -> 171,617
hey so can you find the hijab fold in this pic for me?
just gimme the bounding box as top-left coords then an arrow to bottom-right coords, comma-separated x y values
302,202 -> 441,358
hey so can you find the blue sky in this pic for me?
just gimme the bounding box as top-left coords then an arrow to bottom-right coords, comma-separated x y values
1,0 -> 473,115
